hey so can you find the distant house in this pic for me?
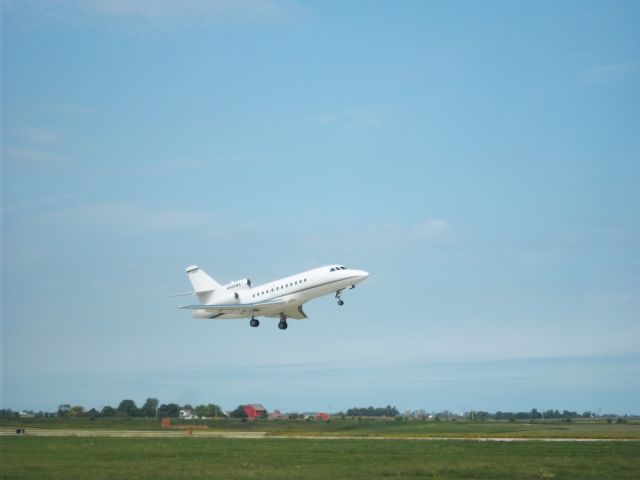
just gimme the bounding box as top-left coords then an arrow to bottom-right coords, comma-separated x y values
315,412 -> 330,421
179,409 -> 197,420
268,409 -> 285,420
244,404 -> 267,420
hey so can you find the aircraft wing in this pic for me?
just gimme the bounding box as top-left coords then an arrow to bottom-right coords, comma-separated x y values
178,299 -> 287,316
265,304 -> 308,320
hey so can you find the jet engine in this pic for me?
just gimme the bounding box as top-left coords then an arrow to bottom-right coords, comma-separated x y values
224,278 -> 252,290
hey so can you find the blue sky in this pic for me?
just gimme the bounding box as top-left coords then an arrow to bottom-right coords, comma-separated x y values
2,0 -> 639,415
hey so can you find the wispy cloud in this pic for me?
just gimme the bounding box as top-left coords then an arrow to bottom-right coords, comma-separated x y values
4,126 -> 71,166
31,202 -> 214,232
11,126 -> 64,145
43,103 -> 95,115
305,219 -> 450,251
142,157 -> 208,174
346,107 -> 382,127
142,153 -> 271,174
370,219 -> 449,241
5,0 -> 308,27
308,107 -> 383,128
580,62 -> 638,84
3,146 -> 71,167
307,113 -> 335,125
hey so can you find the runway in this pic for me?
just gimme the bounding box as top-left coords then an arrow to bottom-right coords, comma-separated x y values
2,428 -> 637,441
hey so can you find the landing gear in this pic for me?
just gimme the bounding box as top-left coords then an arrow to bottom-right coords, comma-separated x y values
278,313 -> 288,330
335,290 -> 344,306
250,318 -> 259,328
338,300 -> 344,306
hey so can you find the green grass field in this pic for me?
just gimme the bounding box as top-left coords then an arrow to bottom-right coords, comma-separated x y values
2,436 -> 639,480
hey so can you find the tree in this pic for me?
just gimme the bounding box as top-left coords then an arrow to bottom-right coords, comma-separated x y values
346,405 -> 399,417
230,405 -> 247,419
58,404 -> 71,417
69,405 -> 84,419
140,398 -> 159,418
101,406 -> 116,417
117,399 -> 139,417
194,404 -> 223,418
157,403 -> 180,418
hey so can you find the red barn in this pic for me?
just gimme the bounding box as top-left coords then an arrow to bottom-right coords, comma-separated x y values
315,412 -> 330,421
244,404 -> 267,420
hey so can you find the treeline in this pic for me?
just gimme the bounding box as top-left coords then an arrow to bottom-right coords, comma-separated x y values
0,398 -> 223,419
345,405 -> 399,417
472,409 -> 596,421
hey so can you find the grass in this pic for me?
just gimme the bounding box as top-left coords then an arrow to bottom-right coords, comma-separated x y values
2,436 -> 639,479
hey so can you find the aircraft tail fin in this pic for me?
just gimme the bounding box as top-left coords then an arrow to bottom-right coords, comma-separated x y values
185,265 -> 221,304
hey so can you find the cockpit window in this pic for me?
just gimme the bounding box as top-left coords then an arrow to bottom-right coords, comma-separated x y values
330,268 -> 335,272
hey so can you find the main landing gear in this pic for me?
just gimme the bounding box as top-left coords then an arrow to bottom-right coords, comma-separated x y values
250,317 -> 259,328
278,313 -> 288,330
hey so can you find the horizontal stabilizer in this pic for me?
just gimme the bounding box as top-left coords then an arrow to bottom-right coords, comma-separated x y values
164,291 -> 200,299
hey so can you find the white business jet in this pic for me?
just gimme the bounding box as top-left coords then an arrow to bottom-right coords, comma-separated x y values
170,264 -> 369,330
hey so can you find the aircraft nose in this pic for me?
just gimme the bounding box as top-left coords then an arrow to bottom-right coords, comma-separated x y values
356,270 -> 370,281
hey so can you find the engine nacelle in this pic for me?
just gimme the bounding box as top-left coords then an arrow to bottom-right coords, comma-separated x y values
224,278 -> 252,290
212,291 -> 241,304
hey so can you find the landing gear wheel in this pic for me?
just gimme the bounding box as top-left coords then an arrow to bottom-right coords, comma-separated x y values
278,321 -> 288,330
337,300 -> 344,306
250,318 -> 259,327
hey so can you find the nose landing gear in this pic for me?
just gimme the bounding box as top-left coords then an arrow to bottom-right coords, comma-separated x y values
335,290 -> 344,306
250,317 -> 259,328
